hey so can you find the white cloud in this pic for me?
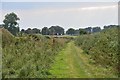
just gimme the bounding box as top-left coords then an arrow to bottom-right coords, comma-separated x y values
1,4 -> 118,30
81,5 -> 117,10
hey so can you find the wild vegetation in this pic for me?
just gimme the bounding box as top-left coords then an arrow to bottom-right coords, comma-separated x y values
49,41 -> 117,78
1,12 -> 120,78
75,27 -> 120,77
2,28 -> 70,78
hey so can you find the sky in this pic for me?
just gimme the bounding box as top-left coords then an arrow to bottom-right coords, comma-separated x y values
0,0 -> 119,30
1,0 -> 119,2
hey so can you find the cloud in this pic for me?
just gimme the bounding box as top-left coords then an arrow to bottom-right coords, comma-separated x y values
10,5 -> 117,15
81,5 -> 117,10
1,3 -> 118,30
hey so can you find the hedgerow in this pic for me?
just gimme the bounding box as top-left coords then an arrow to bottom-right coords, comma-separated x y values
75,27 -> 119,76
2,33 -> 69,78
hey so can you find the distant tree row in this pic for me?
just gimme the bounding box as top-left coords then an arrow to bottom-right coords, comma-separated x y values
66,27 -> 101,35
21,28 -> 41,34
21,26 -> 64,35
104,25 -> 120,29
66,25 -> 120,35
1,12 -> 119,36
20,26 -> 102,36
42,26 -> 64,35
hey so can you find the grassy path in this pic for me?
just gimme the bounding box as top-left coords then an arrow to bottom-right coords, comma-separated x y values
49,41 -> 117,78
49,41 -> 90,78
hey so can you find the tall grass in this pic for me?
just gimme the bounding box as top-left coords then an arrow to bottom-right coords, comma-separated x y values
75,27 -> 119,76
2,32 -> 69,78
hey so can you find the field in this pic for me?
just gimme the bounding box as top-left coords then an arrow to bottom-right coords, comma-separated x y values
1,27 -> 120,78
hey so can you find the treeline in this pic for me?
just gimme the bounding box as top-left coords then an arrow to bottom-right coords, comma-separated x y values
20,25 -> 119,36
0,12 -> 119,36
21,26 -> 64,35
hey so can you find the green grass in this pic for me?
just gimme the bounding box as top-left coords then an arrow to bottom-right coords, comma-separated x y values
49,49 -> 69,78
2,30 -> 69,78
75,27 -> 119,77
2,28 -> 119,78
49,41 -> 117,78
75,45 -> 117,78
49,41 -> 89,78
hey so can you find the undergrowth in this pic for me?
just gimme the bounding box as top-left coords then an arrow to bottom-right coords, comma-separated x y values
75,27 -> 119,77
2,30 -> 69,78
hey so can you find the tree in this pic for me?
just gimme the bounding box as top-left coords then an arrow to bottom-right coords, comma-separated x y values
32,28 -> 41,34
49,26 -> 64,35
74,29 -> 80,35
79,29 -> 87,35
84,27 -> 92,34
49,27 -> 55,35
92,27 -> 101,33
3,12 -> 20,35
66,28 -> 75,35
104,25 -> 118,29
25,28 -> 32,34
20,29 -> 25,36
41,27 -> 49,35
21,28 -> 41,34
21,29 -> 25,33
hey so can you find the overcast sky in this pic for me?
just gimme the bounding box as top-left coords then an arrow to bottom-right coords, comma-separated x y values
0,1 -> 118,30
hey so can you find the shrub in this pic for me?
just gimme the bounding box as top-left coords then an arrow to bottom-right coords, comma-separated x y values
75,27 -> 119,75
2,33 -> 68,78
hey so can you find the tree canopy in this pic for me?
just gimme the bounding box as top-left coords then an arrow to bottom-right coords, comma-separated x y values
41,26 -> 64,35
79,29 -> 87,35
3,12 -> 20,36
66,28 -> 75,35
21,28 -> 41,34
49,26 -> 64,35
41,27 -> 49,35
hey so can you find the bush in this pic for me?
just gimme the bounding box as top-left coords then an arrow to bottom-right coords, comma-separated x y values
75,27 -> 119,75
2,34 -> 68,78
